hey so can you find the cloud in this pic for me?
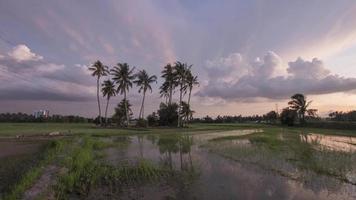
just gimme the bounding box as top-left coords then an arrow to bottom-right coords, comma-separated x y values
8,44 -> 43,62
198,52 -> 356,100
0,44 -> 95,101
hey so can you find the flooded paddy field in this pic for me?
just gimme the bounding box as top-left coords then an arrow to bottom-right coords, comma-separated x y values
0,124 -> 355,199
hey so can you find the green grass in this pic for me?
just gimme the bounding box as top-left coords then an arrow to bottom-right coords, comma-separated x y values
1,122 -> 355,137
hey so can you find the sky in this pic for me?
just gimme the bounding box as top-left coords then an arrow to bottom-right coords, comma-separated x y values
1,0 -> 356,117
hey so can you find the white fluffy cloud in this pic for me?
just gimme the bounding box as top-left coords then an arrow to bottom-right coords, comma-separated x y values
8,44 -> 43,62
198,52 -> 356,100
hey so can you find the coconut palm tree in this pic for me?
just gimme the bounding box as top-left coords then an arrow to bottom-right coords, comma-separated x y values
288,93 -> 316,124
134,70 -> 157,119
101,79 -> 116,126
174,61 -> 190,127
111,63 -> 135,127
159,82 -> 170,104
186,70 -> 199,107
88,60 -> 108,126
160,64 -> 177,105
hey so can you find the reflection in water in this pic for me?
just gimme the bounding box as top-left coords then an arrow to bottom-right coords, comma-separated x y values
300,133 -> 356,152
102,131 -> 356,200
194,129 -> 262,142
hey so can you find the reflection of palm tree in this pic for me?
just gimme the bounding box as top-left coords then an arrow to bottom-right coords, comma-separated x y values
101,80 -> 116,126
180,135 -> 194,170
111,63 -> 135,126
158,135 -> 180,169
88,60 -> 108,126
157,135 -> 194,170
288,93 -> 317,124
134,70 -> 157,119
137,135 -> 144,158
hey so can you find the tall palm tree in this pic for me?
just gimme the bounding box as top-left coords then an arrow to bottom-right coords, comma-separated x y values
160,64 -> 176,105
88,60 -> 108,126
111,63 -> 135,126
288,93 -> 316,124
134,70 -> 157,119
174,61 -> 190,127
186,70 -> 199,107
101,79 -> 116,126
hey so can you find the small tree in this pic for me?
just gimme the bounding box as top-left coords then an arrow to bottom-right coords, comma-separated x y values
280,108 -> 297,126
158,102 -> 179,127
147,112 -> 159,127
264,111 -> 278,124
112,99 -> 133,127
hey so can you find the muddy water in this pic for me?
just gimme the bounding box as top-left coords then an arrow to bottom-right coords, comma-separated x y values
0,139 -> 48,197
103,131 -> 356,200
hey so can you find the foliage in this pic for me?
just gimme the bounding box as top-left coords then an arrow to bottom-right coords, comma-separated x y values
264,111 -> 278,123
157,102 -> 179,127
112,99 -> 133,127
136,119 -> 148,128
280,108 -> 297,126
288,93 -> 317,124
160,64 -> 177,105
329,111 -> 356,122
0,113 -> 89,123
147,112 -> 159,127
101,79 -> 117,126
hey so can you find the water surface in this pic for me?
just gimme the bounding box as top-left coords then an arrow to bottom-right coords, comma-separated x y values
101,130 -> 356,200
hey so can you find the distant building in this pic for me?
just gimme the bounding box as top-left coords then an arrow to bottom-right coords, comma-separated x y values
33,110 -> 49,118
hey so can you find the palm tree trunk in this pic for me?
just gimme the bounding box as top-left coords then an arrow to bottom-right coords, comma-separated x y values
188,87 -> 192,106
124,91 -> 129,127
142,91 -> 146,119
139,91 -> 146,119
178,84 -> 183,127
97,77 -> 102,126
169,84 -> 173,105
187,87 -> 192,126
104,96 -> 110,126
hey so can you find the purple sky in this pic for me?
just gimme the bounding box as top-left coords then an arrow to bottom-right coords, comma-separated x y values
1,0 -> 356,117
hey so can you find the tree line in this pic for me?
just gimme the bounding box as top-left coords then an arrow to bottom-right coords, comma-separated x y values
0,113 -> 89,123
88,60 -> 199,127
194,93 -> 319,126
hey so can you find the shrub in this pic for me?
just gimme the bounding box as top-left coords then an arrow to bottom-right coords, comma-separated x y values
136,119 -> 148,128
147,112 -> 159,127
157,103 -> 178,127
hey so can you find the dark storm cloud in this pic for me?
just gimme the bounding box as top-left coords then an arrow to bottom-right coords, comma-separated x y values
198,52 -> 356,100
0,88 -> 92,101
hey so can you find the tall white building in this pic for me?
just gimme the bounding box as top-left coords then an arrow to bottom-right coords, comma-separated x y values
33,110 -> 49,118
